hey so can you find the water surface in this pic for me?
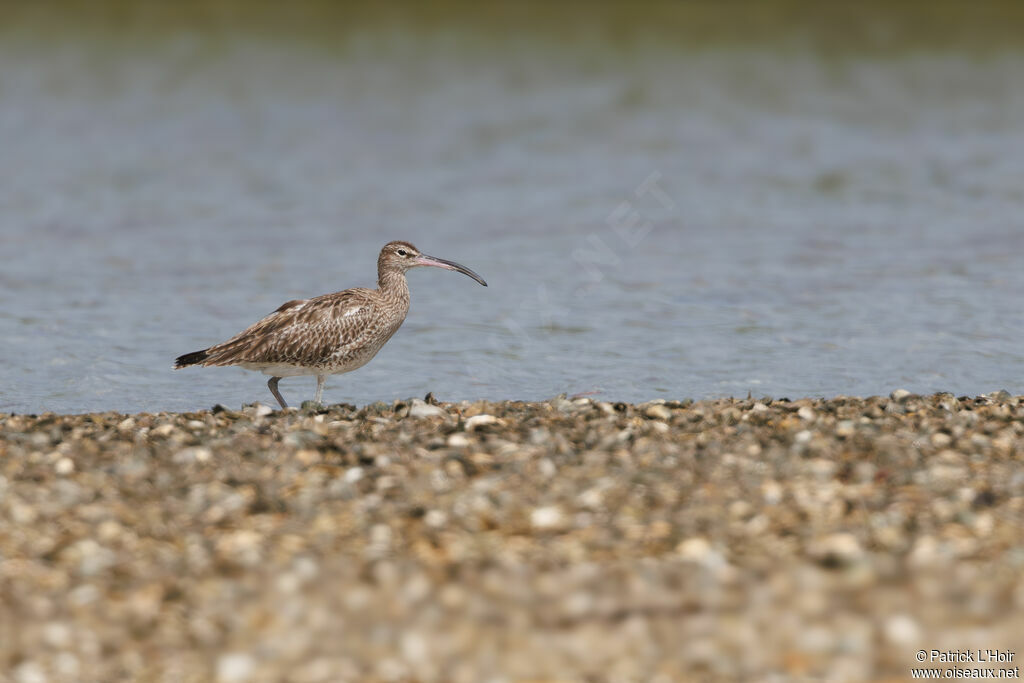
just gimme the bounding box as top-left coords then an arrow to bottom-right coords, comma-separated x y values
2,10 -> 1023,413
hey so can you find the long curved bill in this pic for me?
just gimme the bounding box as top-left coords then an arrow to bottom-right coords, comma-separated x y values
415,254 -> 488,286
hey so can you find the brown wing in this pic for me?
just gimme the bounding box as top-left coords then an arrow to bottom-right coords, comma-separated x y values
200,289 -> 381,368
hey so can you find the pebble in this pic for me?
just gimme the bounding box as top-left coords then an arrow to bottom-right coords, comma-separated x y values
465,414 -> 499,432
173,447 -> 212,463
884,614 -> 922,645
151,423 -> 176,438
644,404 -> 672,420
407,399 -> 446,419
762,480 -> 784,504
530,505 -> 567,531
14,662 -> 46,683
446,433 -> 471,448
578,486 -> 606,510
676,537 -> 712,561
0,392 -> 1020,681
217,653 -> 255,683
424,509 -> 447,528
890,389 -> 912,402
649,420 -> 669,433
810,533 -> 865,567
550,396 -> 575,413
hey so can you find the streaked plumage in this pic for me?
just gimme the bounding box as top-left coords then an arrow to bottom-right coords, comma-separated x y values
174,241 -> 487,408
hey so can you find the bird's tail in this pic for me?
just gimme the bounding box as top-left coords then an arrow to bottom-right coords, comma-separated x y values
174,349 -> 210,368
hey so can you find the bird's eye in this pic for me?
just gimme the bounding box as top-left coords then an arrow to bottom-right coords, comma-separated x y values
397,249 -> 408,257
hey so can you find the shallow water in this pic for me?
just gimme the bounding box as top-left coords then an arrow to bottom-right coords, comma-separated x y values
2,15 -> 1023,414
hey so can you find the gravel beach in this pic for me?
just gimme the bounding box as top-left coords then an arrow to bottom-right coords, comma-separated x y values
2,393 -> 1022,682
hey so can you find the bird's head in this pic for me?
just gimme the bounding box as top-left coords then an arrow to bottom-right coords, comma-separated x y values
379,241 -> 487,286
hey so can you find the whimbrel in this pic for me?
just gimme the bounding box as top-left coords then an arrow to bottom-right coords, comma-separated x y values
174,241 -> 487,408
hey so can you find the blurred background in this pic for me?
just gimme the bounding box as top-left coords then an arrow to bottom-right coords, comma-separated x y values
1,1 -> 1023,414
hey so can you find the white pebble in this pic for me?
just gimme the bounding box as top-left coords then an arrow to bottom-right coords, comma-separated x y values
151,423 -> 176,437
407,399 -> 445,418
465,414 -> 498,432
811,533 -> 864,566
677,536 -> 712,561
173,447 -> 212,464
14,662 -> 46,683
401,631 -> 429,664
530,505 -> 566,531
446,433 -> 470,448
762,480 -> 784,505
43,621 -> 72,648
644,404 -> 672,420
884,614 -> 921,645
650,420 -> 669,434
217,653 -> 255,683
424,509 -> 447,528
578,487 -> 605,510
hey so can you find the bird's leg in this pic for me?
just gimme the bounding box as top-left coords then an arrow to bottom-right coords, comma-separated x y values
314,375 -> 326,405
267,376 -> 288,409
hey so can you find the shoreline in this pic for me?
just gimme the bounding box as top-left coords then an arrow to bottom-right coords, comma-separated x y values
4,388 -> 1021,419
2,392 -> 1023,680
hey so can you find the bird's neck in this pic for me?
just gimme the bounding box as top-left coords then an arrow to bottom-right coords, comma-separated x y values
377,268 -> 410,305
